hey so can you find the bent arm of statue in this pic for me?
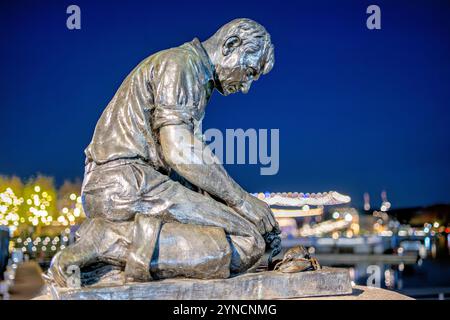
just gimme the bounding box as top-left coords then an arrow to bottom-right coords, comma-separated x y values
159,124 -> 277,235
160,124 -> 244,206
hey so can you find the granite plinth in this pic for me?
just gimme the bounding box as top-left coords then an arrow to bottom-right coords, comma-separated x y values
49,267 -> 352,300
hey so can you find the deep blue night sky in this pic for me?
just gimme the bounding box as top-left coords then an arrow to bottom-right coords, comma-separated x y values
1,0 -> 449,208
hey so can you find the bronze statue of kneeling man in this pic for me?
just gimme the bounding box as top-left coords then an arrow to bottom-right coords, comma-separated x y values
47,19 -> 300,287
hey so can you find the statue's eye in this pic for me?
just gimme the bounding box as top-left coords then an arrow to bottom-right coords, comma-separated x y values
246,67 -> 256,78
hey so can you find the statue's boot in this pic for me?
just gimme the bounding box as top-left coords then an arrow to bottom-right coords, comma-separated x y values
48,218 -> 133,287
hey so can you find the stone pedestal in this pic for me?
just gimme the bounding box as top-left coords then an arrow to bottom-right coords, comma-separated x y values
49,267 -> 352,300
297,285 -> 414,300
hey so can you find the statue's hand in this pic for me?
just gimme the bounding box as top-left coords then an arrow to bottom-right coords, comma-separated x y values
233,193 -> 278,235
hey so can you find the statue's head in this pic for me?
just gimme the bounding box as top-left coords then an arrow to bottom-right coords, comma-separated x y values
205,18 -> 275,96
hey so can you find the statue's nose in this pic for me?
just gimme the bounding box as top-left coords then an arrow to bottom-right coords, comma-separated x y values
241,82 -> 252,94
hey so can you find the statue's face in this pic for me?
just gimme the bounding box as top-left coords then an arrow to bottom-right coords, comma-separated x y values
215,48 -> 263,96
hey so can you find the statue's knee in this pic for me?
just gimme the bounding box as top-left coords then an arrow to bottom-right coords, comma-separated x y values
83,192 -> 136,221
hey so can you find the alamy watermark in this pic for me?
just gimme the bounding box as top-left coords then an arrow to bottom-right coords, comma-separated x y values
66,5 -> 81,30
172,126 -> 280,176
66,265 -> 81,288
366,5 -> 381,30
366,265 -> 381,288
67,4 -> 381,31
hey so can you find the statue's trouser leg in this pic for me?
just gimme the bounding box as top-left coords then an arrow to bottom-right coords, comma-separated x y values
51,216 -> 233,285
143,180 -> 266,275
82,160 -> 266,275
124,214 -> 161,282
67,214 -> 232,282
150,221 -> 232,280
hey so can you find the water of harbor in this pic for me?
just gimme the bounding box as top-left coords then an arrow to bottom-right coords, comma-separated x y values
327,257 -> 450,298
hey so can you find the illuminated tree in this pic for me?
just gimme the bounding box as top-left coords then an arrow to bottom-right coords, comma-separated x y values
21,175 -> 58,232
57,179 -> 86,226
0,176 -> 24,233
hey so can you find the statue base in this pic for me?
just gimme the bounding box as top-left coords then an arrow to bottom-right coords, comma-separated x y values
49,267 -> 352,300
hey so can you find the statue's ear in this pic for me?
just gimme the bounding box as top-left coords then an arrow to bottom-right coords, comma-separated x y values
222,36 -> 242,56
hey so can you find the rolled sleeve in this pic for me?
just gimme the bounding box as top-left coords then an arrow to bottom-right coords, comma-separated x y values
152,105 -> 195,130
151,56 -> 201,131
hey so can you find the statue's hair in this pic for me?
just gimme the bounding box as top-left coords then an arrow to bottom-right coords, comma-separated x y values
214,18 -> 275,74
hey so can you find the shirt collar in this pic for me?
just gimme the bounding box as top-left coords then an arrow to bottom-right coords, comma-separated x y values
188,38 -> 215,80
